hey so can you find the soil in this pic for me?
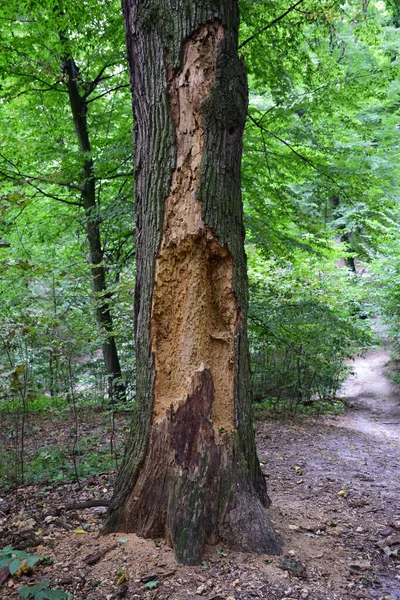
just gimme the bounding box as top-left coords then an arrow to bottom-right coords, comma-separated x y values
1,349 -> 400,600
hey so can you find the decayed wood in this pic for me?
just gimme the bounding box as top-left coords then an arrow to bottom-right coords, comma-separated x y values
0,566 -> 10,586
64,499 -> 110,511
84,544 -> 117,565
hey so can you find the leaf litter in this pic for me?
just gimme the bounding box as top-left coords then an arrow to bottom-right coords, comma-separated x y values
0,348 -> 400,599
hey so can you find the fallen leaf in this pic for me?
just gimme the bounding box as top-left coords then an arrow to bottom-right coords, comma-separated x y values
196,583 -> 208,595
144,580 -> 159,590
72,528 -> 87,534
278,556 -> 307,579
117,572 -> 127,585
383,546 -> 399,557
349,560 -> 371,571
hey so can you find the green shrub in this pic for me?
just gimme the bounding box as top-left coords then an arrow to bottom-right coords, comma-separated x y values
248,251 -> 373,412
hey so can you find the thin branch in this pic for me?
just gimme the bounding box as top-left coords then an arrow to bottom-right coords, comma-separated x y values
102,154 -> 134,177
0,167 -> 84,195
5,70 -> 66,92
239,0 -> 307,49
98,172 -> 133,181
84,64 -> 110,98
86,83 -> 130,104
249,67 -> 384,130
83,64 -> 126,99
247,114 -> 349,196
7,86 -> 67,100
29,183 -> 82,206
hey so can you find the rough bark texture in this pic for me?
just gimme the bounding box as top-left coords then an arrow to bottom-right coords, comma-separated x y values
105,0 -> 282,564
62,53 -> 125,402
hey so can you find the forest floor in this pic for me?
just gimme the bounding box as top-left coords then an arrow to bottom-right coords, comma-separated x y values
1,348 -> 400,600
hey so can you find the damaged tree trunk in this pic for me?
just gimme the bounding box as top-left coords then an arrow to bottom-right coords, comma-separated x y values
104,0 -> 282,564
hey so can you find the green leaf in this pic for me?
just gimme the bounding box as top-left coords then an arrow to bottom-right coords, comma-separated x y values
0,558 -> 11,569
42,589 -> 72,600
26,556 -> 40,568
8,549 -> 30,558
19,581 -> 50,599
144,580 -> 159,590
9,558 -> 22,575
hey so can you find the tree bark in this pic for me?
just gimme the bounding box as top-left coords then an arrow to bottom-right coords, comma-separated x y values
104,0 -> 282,564
62,53 -> 125,403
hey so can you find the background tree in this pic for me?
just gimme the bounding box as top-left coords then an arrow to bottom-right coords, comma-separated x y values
0,0 -> 133,401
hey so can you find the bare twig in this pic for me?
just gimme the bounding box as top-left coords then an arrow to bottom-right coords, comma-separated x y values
68,358 -> 81,489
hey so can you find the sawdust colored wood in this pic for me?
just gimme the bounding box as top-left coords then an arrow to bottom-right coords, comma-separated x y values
104,0 -> 282,564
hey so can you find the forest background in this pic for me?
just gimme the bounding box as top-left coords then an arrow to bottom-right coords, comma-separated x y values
0,0 -> 400,489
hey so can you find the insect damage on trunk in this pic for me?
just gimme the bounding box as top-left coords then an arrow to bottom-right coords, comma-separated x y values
151,21 -> 238,433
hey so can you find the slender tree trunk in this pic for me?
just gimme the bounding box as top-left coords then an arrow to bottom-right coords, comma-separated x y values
104,0 -> 282,564
330,195 -> 356,273
62,54 -> 125,403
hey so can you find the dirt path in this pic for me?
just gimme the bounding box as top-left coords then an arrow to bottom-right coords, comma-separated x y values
333,348 -> 400,441
1,349 -> 400,600
259,347 -> 400,600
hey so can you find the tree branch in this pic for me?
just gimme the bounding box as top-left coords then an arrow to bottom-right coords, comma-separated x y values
86,83 -> 130,104
239,0 -> 308,49
98,172 -> 133,181
29,184 -> 82,206
0,156 -> 84,193
247,114 -> 349,196
5,70 -> 66,92
83,64 -> 126,99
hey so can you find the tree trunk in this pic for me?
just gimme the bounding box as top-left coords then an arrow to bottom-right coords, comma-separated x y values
104,0 -> 282,564
329,195 -> 356,273
62,53 -> 125,403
